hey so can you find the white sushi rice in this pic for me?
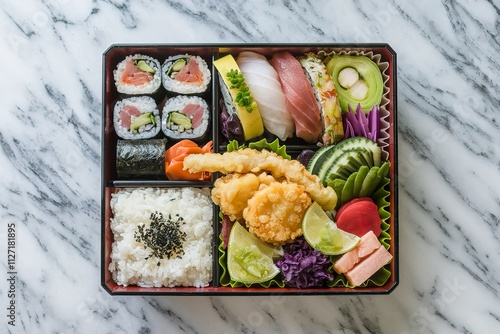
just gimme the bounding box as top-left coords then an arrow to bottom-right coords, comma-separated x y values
113,96 -> 161,140
162,54 -> 211,94
114,54 -> 162,95
161,95 -> 209,140
108,187 -> 213,288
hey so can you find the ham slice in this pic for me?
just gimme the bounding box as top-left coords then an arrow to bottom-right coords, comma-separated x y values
344,245 -> 393,286
270,52 -> 322,143
333,230 -> 380,274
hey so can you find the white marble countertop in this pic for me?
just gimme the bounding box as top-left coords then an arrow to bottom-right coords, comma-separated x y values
1,0 -> 499,333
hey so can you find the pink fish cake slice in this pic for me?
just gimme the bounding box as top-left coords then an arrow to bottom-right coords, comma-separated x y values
333,230 -> 380,274
344,244 -> 393,287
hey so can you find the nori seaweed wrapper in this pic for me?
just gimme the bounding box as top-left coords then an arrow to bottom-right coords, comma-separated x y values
116,139 -> 167,179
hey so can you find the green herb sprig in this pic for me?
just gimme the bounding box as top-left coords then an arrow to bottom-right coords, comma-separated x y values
226,69 -> 254,112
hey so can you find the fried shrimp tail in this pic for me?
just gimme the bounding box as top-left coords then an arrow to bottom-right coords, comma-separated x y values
183,148 -> 337,210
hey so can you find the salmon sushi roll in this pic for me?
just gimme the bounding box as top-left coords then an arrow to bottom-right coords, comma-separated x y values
161,96 -> 210,142
162,54 -> 211,94
114,54 -> 162,95
113,96 -> 161,140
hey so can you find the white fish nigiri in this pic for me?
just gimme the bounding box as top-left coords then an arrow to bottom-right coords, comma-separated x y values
236,51 -> 295,141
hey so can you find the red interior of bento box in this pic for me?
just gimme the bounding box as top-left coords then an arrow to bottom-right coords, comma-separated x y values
101,44 -> 398,295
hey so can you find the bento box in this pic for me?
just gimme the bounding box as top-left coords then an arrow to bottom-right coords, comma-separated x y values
101,44 -> 398,295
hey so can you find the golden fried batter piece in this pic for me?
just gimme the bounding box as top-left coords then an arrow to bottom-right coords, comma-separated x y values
183,149 -> 337,211
212,173 -> 276,221
243,181 -> 311,245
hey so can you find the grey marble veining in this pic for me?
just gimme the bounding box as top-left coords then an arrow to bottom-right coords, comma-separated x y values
1,0 -> 500,333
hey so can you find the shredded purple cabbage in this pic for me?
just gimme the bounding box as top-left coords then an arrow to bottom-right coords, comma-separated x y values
276,237 -> 334,288
343,104 -> 380,142
219,99 -> 243,141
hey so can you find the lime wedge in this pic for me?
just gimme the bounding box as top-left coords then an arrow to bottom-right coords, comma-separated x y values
227,222 -> 281,284
303,202 -> 360,255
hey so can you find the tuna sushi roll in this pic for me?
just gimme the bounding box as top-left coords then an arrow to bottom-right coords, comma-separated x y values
114,54 -> 162,95
116,139 -> 167,179
161,96 -> 210,142
162,54 -> 211,94
113,96 -> 161,140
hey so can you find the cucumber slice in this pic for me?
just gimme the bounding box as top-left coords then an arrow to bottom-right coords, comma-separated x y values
167,58 -> 187,76
359,150 -> 374,168
307,145 -> 335,176
314,137 -> 381,184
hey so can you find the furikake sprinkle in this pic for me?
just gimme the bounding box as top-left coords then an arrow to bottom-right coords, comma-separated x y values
134,211 -> 186,266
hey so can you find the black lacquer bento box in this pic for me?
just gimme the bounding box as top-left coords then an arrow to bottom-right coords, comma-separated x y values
101,44 -> 398,295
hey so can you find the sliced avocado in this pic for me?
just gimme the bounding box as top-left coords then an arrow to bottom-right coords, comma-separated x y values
167,59 -> 187,76
168,112 -> 192,130
134,60 -> 156,74
130,112 -> 154,132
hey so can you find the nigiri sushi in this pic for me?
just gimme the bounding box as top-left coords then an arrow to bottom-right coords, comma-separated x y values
236,51 -> 295,141
270,51 -> 322,144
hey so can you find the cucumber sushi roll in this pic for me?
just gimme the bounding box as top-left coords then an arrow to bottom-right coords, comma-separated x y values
162,54 -> 211,94
114,54 -> 162,95
113,96 -> 161,140
161,96 -> 210,141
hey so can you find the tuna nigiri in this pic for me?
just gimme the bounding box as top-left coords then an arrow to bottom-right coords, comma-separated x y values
270,51 -> 322,143
237,51 -> 295,141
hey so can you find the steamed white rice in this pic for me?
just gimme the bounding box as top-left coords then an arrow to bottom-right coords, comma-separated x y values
109,187 -> 213,288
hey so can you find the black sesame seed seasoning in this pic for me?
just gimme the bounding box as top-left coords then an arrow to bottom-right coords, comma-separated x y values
134,211 -> 186,266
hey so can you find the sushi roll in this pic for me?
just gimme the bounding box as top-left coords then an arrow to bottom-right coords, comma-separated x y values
161,96 -> 210,142
114,54 -> 162,95
299,53 -> 344,145
113,96 -> 161,140
116,139 -> 167,179
162,54 -> 211,94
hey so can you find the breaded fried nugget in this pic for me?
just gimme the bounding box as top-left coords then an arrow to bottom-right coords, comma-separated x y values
243,181 -> 311,245
183,149 -> 337,210
212,172 -> 276,221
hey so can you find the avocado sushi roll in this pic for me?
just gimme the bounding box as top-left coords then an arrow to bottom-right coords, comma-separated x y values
114,54 -> 162,95
161,96 -> 210,142
162,54 -> 211,94
113,96 -> 161,140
